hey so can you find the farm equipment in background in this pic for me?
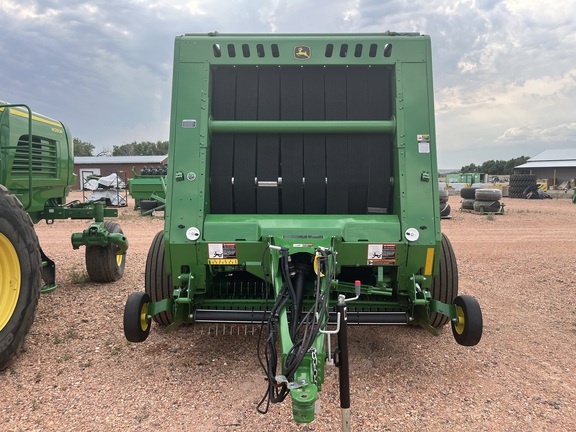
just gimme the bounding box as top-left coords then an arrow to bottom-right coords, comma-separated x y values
128,166 -> 167,214
123,32 -> 483,427
0,101 -> 129,370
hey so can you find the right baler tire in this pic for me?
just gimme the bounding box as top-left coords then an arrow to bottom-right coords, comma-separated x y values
461,199 -> 475,210
429,233 -> 458,329
0,187 -> 42,370
145,231 -> 173,326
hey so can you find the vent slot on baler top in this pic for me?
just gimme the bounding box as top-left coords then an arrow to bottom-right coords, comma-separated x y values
209,65 -> 394,215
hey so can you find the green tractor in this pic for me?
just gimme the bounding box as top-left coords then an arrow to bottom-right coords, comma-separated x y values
123,32 -> 483,426
0,102 -> 129,370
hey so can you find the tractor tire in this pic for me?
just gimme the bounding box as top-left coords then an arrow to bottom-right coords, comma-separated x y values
140,199 -> 161,213
0,187 -> 42,370
124,292 -> 152,342
440,203 -> 451,217
460,187 -> 479,199
461,199 -> 475,210
451,295 -> 483,346
510,174 -> 536,183
85,221 -> 126,282
473,200 -> 501,213
475,188 -> 502,201
145,231 -> 173,326
439,189 -> 449,204
430,233 -> 458,328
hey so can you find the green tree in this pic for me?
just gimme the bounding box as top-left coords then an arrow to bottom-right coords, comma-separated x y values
73,138 -> 94,156
460,163 -> 479,173
113,140 -> 169,156
460,156 -> 530,175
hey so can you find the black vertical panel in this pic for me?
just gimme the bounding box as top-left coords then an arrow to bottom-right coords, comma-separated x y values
257,67 -> 280,213
366,66 -> 392,213
233,67 -> 258,213
302,66 -> 326,214
325,66 -> 349,214
210,67 -> 236,214
280,66 -> 304,214
346,67 -> 370,213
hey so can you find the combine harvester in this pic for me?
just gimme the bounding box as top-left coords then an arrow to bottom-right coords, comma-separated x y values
0,102 -> 129,370
123,32 -> 483,427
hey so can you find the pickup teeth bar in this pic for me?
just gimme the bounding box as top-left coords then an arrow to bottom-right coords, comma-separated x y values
193,309 -> 408,325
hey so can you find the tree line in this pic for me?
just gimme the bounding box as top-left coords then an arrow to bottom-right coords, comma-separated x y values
74,138 -> 528,177
459,156 -> 530,175
73,139 -> 168,157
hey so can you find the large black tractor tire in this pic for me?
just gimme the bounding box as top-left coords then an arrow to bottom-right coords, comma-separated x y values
124,292 -> 152,342
145,231 -> 173,326
0,187 -> 42,370
430,233 -> 458,328
475,188 -> 502,201
85,221 -> 126,282
451,295 -> 483,346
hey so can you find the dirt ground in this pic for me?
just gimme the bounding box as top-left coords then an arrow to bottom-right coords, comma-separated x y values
1,192 -> 575,431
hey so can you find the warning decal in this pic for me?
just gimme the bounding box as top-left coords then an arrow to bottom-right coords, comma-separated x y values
417,134 -> 430,154
367,244 -> 396,266
208,243 -> 238,265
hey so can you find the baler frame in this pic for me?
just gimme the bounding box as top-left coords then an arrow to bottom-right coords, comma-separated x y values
123,32 -> 483,426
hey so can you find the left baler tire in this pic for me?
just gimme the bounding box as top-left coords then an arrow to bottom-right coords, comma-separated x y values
0,187 -> 42,370
429,233 -> 458,329
124,292 -> 152,342
85,221 -> 126,283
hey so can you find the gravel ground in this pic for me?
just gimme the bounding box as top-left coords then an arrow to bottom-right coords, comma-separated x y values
2,192 -> 576,431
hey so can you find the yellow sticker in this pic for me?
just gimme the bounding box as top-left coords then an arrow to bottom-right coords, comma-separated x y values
208,258 -> 238,265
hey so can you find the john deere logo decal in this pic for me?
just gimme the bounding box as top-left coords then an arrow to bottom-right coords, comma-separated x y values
294,45 -> 311,60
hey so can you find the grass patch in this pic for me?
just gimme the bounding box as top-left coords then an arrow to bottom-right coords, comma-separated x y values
70,268 -> 90,284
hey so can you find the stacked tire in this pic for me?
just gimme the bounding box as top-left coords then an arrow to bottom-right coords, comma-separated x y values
439,189 -> 451,218
460,187 -> 502,213
508,174 -> 537,198
473,188 -> 502,213
460,186 -> 478,210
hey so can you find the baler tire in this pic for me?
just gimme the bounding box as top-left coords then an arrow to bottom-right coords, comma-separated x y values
475,188 -> 502,201
429,233 -> 458,328
451,295 -> 483,346
85,221 -> 126,283
145,231 -> 173,326
124,292 -> 152,342
0,188 -> 42,370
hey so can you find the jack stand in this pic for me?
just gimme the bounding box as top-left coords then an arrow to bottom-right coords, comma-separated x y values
336,280 -> 360,432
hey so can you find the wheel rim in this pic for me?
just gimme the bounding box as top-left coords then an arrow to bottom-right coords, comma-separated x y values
139,302 -> 149,332
116,248 -> 124,267
0,233 -> 21,331
454,305 -> 465,335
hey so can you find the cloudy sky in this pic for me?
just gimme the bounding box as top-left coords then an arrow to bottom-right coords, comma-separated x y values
1,0 -> 575,168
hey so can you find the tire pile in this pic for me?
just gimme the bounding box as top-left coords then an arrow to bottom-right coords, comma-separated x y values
439,188 -> 451,218
460,187 -> 503,213
508,174 -> 537,198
